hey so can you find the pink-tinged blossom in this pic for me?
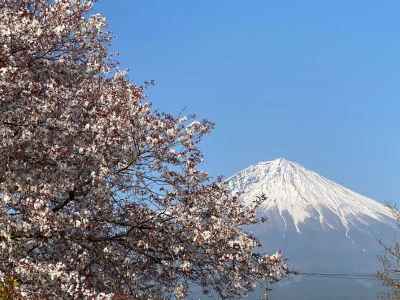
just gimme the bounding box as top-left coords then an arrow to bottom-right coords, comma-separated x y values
0,0 -> 287,299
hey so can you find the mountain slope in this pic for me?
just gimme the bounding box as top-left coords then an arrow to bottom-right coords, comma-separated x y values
226,158 -> 398,300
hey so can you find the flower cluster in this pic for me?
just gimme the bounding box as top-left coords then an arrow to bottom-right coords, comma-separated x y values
0,0 -> 287,298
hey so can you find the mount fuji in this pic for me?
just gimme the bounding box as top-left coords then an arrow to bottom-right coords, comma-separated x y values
227,158 -> 398,300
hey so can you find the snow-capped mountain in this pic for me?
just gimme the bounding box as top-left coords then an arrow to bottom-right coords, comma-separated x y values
227,158 -> 398,300
229,158 -> 396,236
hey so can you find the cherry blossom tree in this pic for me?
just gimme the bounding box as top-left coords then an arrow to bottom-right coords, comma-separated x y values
0,0 -> 287,298
378,208 -> 400,300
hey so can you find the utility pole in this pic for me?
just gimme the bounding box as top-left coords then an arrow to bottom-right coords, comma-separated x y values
262,281 -> 272,300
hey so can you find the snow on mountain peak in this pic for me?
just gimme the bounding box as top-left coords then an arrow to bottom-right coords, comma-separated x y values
228,159 -> 396,235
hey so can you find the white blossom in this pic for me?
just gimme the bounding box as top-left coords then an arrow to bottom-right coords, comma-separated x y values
0,1 -> 287,298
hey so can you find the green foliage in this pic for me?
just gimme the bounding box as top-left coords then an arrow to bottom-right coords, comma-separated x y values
0,276 -> 20,300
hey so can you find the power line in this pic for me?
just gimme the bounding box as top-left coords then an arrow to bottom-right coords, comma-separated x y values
291,271 -> 400,281
261,270 -> 400,299
296,272 -> 377,280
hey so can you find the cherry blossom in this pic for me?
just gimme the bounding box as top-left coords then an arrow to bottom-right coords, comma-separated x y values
0,0 -> 287,298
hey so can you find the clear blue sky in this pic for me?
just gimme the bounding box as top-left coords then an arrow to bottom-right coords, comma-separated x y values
95,1 -> 400,204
